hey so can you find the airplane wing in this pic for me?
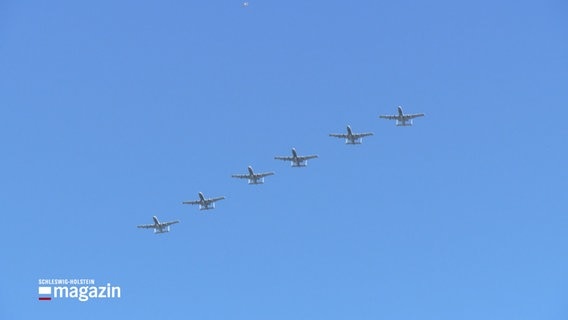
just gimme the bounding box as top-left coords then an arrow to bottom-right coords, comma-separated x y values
161,220 -> 180,227
256,172 -> 275,178
298,155 -> 318,161
329,133 -> 348,138
274,156 -> 294,161
404,113 -> 425,120
137,224 -> 155,229
182,200 -> 201,205
231,174 -> 250,179
353,133 -> 374,138
379,115 -> 398,120
210,196 -> 226,203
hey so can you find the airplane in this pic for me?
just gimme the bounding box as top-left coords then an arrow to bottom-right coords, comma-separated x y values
379,106 -> 424,126
329,125 -> 374,144
137,216 -> 180,234
182,192 -> 225,210
274,148 -> 318,167
231,166 -> 274,184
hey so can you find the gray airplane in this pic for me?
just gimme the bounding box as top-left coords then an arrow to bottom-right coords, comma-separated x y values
274,148 -> 318,167
329,125 -> 374,144
379,106 -> 424,126
137,216 -> 180,234
182,192 -> 225,210
232,166 -> 274,184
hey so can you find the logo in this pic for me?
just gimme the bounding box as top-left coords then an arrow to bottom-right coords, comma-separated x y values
38,279 -> 121,302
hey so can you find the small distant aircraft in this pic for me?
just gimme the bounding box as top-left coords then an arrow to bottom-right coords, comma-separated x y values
183,192 -> 225,210
137,216 -> 180,234
329,125 -> 374,144
242,1 -> 249,7
232,166 -> 274,184
274,148 -> 318,167
379,106 -> 424,126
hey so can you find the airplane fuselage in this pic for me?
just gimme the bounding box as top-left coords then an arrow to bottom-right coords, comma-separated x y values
290,148 -> 307,167
397,107 -> 406,124
197,192 -> 213,209
151,216 -> 168,233
247,166 -> 263,184
396,106 -> 412,126
346,127 -> 362,144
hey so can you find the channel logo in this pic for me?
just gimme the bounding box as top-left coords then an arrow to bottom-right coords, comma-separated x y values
38,279 -> 121,302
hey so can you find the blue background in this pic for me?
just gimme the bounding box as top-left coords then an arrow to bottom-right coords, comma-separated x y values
1,1 -> 567,319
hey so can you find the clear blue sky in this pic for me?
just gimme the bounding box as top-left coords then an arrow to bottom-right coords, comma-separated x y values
1,1 -> 567,319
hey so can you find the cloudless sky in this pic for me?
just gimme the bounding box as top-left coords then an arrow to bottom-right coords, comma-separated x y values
1,1 -> 567,319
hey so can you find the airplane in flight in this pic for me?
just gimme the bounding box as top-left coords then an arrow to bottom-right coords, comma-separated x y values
182,192 -> 225,210
231,166 -> 274,184
379,106 -> 424,126
274,148 -> 318,167
137,216 -> 180,234
329,125 -> 374,144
